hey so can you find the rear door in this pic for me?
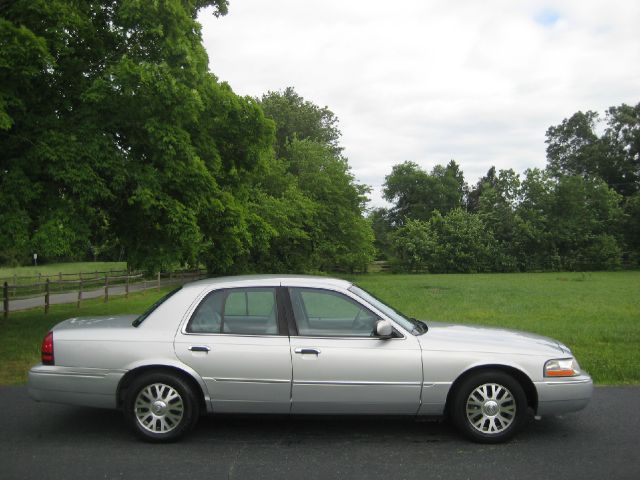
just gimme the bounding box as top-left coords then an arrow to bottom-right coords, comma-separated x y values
174,286 -> 292,414
286,287 -> 423,414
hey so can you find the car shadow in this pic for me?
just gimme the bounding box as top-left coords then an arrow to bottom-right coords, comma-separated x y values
26,403 -> 587,447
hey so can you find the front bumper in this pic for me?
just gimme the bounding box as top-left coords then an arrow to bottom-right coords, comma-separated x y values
28,364 -> 124,410
534,374 -> 593,415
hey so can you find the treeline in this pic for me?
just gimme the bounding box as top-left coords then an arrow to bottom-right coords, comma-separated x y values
0,1 -> 373,273
373,104 -> 640,272
1,2 -> 638,275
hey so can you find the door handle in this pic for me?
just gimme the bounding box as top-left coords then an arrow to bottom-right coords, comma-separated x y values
188,345 -> 211,352
294,348 -> 321,355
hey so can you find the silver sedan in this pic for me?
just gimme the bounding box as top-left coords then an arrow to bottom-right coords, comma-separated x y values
28,275 -> 592,443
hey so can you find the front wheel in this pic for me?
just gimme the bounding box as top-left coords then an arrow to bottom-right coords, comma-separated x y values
124,371 -> 200,442
451,370 -> 528,443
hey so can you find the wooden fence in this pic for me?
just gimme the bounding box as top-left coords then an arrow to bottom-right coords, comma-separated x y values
2,269 -> 206,317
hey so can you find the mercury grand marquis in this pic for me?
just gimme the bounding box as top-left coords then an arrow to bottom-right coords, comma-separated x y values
28,275 -> 593,443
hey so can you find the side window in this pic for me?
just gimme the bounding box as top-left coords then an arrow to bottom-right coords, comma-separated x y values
187,288 -> 278,335
290,288 -> 379,337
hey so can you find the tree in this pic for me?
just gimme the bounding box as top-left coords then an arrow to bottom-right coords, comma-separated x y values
369,207 -> 394,260
603,102 -> 640,197
0,0 -> 273,271
517,170 -> 624,271
256,88 -> 374,273
282,139 -> 374,272
383,160 -> 466,225
391,219 -> 437,272
429,209 -> 496,273
260,87 -> 342,158
467,166 -> 498,213
622,193 -> 640,265
546,105 -> 640,197
473,169 -> 522,271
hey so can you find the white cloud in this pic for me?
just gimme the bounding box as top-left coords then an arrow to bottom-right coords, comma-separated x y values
199,0 -> 640,207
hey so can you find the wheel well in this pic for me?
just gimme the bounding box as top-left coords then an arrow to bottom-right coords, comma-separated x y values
116,365 -> 207,412
444,365 -> 538,415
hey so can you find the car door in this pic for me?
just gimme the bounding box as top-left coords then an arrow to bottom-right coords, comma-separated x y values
174,286 -> 292,414
286,287 -> 423,415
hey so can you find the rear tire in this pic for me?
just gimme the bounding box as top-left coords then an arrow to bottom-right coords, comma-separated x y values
124,371 -> 200,442
451,370 -> 527,443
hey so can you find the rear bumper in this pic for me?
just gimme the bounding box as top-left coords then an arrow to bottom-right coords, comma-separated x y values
28,365 -> 124,410
535,375 -> 593,415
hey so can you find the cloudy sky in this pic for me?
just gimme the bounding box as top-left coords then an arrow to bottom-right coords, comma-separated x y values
198,0 -> 640,207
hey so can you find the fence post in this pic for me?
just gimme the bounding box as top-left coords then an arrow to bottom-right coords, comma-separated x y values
104,275 -> 109,302
59,271 -> 62,281
125,274 -> 129,299
45,279 -> 50,314
12,274 -> 17,297
157,271 -> 161,289
3,281 -> 8,319
77,276 -> 83,308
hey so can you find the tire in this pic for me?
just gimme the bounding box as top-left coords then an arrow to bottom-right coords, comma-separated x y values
451,370 -> 528,444
123,371 -> 200,442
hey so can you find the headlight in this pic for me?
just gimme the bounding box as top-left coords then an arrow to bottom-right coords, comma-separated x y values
544,358 -> 581,377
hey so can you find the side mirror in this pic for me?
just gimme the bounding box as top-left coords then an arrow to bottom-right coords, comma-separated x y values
375,320 -> 393,339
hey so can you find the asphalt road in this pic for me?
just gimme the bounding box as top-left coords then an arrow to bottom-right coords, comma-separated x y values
1,386 -> 638,480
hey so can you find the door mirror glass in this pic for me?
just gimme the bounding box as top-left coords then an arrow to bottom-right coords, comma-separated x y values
375,320 -> 393,338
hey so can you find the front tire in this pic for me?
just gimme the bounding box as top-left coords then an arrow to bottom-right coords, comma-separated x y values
451,370 -> 528,443
124,371 -> 200,442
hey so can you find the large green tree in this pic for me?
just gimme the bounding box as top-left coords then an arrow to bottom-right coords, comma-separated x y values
546,105 -> 640,197
0,0 -> 278,271
257,88 -> 374,273
383,160 -> 465,225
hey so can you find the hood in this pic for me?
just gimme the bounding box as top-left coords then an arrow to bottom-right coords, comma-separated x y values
418,321 -> 569,356
52,315 -> 139,331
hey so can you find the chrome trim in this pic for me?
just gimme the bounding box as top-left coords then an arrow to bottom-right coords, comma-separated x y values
544,378 -> 593,386
28,367 -> 124,379
293,380 -> 421,386
290,335 -> 407,341
206,377 -> 291,384
180,332 -> 283,338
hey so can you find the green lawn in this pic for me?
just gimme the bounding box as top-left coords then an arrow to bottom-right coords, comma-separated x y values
0,261 -> 128,283
0,286 -> 172,385
345,271 -> 640,385
1,271 -> 638,385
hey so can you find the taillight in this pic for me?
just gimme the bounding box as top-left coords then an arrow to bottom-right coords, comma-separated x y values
41,331 -> 54,365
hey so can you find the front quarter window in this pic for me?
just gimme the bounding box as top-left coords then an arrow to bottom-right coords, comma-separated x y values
348,285 -> 417,334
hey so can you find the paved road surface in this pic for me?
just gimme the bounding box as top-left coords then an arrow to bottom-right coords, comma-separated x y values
0,386 -> 638,480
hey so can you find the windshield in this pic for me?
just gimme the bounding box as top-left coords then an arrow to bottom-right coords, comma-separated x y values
132,286 -> 182,327
348,285 -> 427,335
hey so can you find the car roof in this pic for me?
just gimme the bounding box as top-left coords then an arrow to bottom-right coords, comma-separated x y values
183,274 -> 353,291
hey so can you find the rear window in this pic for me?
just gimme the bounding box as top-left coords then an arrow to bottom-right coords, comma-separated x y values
186,287 -> 279,335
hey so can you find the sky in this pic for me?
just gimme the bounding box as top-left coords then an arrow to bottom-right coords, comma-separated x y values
198,0 -> 640,208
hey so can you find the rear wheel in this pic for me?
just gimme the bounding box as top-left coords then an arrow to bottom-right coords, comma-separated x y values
124,371 -> 200,442
451,370 -> 528,443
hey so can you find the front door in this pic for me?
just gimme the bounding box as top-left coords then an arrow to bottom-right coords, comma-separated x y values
174,286 -> 292,414
287,287 -> 423,414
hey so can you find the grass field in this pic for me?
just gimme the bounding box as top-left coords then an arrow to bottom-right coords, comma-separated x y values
346,271 -> 640,385
0,262 -> 127,282
0,286 -> 173,385
1,271 -> 638,385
